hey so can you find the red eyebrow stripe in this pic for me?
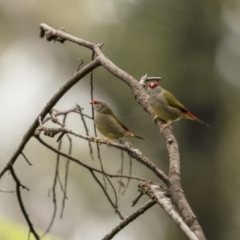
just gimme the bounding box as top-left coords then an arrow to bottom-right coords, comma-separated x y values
148,82 -> 158,88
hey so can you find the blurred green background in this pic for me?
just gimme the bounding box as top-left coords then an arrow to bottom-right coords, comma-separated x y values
0,0 -> 240,239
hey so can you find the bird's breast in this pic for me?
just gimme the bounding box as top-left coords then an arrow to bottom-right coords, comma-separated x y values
94,113 -> 125,139
148,93 -> 181,121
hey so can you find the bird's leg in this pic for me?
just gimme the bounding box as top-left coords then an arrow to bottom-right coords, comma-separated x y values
124,142 -> 133,148
151,115 -> 172,131
152,115 -> 158,121
94,137 -> 113,147
106,139 -> 113,148
94,137 -> 102,142
160,121 -> 173,131
94,137 -> 106,145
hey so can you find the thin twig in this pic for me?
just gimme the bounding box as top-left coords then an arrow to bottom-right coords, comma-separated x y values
122,155 -> 133,196
75,59 -> 84,73
21,152 -> 32,166
35,135 -> 146,182
132,191 -> 144,207
76,104 -> 94,160
118,139 -> 125,195
89,56 -> 107,186
0,189 -> 16,193
43,106 -> 91,124
60,133 -> 71,218
90,170 -> 124,220
36,125 -> 169,184
41,141 -> 60,238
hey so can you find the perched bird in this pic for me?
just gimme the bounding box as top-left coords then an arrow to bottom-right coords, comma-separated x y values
90,99 -> 144,142
147,82 -> 209,130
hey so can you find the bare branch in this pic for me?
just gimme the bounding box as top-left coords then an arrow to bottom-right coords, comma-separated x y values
89,63 -> 107,185
10,167 -> 39,240
164,132 -> 206,240
40,23 -> 99,49
117,141 -> 125,195
36,124 -> 169,185
35,136 -> 147,182
94,141 -> 107,188
0,189 -> 16,193
21,152 -> 32,166
39,23 -> 153,116
139,182 -> 199,240
121,155 -> 133,196
90,170 -> 124,220
43,105 -> 91,124
76,104 -> 94,160
60,133 -> 72,218
0,58 -> 101,178
132,191 -> 144,207
41,127 -> 63,237
102,199 -> 156,240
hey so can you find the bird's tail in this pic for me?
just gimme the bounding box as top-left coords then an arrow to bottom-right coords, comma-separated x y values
195,118 -> 209,127
126,130 -> 145,140
133,134 -> 145,140
183,111 -> 209,127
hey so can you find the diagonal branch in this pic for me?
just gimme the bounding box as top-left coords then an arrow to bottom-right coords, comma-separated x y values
102,199 -> 156,240
139,181 -> 199,240
36,125 -> 169,184
0,58 -> 100,178
165,133 -> 206,240
39,23 -> 152,115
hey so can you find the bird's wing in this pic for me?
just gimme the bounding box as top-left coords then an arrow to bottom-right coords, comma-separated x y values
163,89 -> 187,112
110,110 -> 130,131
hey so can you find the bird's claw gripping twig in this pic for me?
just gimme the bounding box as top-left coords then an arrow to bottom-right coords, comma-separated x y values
160,122 -> 173,131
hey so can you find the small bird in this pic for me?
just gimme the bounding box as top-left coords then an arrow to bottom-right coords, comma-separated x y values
147,82 -> 209,130
90,99 -> 144,142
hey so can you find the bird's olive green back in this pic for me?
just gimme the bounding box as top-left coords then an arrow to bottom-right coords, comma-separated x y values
106,108 -> 129,131
163,89 -> 187,112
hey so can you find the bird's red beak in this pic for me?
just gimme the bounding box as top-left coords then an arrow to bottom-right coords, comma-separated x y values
90,101 -> 94,105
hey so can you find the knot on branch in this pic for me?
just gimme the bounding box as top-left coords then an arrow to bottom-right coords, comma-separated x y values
40,25 -> 66,43
95,43 -> 103,48
185,216 -> 198,226
138,181 -> 157,201
126,145 -> 142,158
36,126 -> 62,138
